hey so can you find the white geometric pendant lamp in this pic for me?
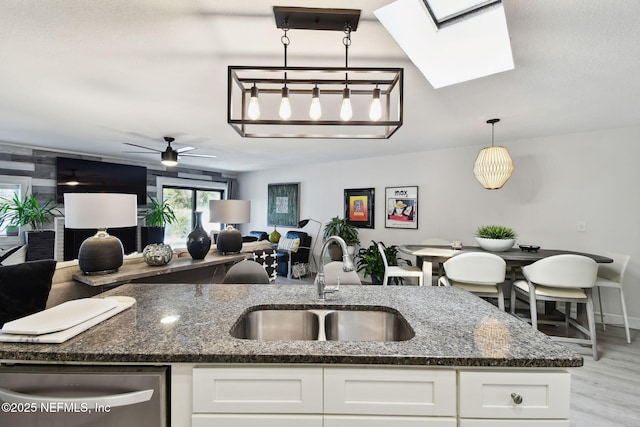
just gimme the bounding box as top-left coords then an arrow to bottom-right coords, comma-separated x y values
473,118 -> 514,189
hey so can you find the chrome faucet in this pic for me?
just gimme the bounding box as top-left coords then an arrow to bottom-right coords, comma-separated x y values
315,235 -> 355,300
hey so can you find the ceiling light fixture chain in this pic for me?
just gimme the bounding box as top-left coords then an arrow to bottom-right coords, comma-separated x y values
279,20 -> 292,120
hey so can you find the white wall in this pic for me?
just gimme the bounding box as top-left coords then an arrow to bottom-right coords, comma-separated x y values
238,126 -> 640,328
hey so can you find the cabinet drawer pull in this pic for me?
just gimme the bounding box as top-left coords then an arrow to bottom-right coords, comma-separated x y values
510,392 -> 523,405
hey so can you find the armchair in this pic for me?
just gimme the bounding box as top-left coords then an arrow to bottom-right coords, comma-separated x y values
276,231 -> 312,278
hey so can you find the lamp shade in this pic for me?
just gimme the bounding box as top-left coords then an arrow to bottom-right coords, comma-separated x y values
209,200 -> 250,224
64,193 -> 138,228
473,146 -> 514,190
63,193 -> 137,275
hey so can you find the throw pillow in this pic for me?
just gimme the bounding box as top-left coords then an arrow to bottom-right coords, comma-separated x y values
277,237 -> 300,253
0,245 -> 27,266
0,245 -> 25,265
0,259 -> 57,327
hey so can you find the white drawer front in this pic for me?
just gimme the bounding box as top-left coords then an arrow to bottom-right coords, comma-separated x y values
460,420 -> 570,427
325,415 -> 457,426
459,371 -> 570,419
324,367 -> 456,416
192,367 -> 323,413
193,414 -> 322,427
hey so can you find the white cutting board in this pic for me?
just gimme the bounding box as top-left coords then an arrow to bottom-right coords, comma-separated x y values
2,298 -> 119,335
0,296 -> 135,343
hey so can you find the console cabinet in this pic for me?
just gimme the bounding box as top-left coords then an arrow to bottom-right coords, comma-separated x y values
188,365 -> 570,427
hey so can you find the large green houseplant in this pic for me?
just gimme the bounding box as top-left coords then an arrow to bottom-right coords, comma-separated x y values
0,192 -> 61,231
141,196 -> 177,247
355,240 -> 412,285
0,192 -> 61,260
323,216 -> 360,261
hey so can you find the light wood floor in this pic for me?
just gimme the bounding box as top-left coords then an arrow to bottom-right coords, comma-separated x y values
275,275 -> 639,426
568,325 -> 639,427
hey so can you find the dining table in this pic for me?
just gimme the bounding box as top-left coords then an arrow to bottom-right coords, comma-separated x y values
399,244 -> 614,285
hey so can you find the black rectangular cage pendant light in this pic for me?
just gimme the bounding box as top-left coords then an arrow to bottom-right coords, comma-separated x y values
227,7 -> 403,139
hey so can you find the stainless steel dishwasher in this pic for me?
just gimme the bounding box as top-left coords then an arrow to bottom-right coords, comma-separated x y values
0,365 -> 168,427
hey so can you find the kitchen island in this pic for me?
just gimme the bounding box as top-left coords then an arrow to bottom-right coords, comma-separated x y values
0,283 -> 581,426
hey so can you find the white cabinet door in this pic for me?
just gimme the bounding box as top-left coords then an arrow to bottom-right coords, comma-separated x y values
192,367 -> 323,414
325,415 -> 456,426
324,367 -> 457,416
459,370 -> 570,419
192,414 -> 322,427
460,420 -> 570,427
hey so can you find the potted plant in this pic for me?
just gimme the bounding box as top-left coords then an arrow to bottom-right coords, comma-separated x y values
322,216 -> 360,261
0,192 -> 61,260
141,196 -> 177,247
474,224 -> 517,252
355,240 -> 412,285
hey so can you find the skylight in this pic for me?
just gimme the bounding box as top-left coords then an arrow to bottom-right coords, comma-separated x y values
423,0 -> 501,28
374,0 -> 514,88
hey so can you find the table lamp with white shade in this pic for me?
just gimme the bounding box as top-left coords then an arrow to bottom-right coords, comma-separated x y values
64,193 -> 138,275
210,199 -> 250,254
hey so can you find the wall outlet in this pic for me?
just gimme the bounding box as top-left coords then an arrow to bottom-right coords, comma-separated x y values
577,221 -> 587,232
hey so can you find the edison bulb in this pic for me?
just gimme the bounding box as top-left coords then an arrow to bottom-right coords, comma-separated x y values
369,87 -> 382,121
309,86 -> 322,120
340,88 -> 353,121
248,85 -> 260,120
279,86 -> 292,120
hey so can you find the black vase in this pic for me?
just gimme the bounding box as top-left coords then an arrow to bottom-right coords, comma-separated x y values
186,212 -> 211,260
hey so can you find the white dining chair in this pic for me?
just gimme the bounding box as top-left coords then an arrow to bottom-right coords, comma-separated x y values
595,252 -> 631,343
510,254 -> 599,360
377,242 -> 424,286
322,261 -> 361,285
437,252 -> 507,310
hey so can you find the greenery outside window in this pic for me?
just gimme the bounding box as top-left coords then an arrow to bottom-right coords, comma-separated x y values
156,177 -> 227,248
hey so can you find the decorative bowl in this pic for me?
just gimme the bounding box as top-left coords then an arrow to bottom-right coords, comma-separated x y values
143,243 -> 173,266
475,237 -> 515,252
519,244 -> 541,252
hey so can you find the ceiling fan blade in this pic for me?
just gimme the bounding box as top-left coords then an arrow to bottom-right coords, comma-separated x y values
123,150 -> 155,154
123,142 -> 162,152
176,146 -> 196,153
179,153 -> 218,159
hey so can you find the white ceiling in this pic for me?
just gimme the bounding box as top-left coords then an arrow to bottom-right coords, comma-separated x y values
1,0 -> 639,173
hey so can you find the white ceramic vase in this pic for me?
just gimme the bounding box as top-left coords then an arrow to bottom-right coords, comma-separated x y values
475,237 -> 515,252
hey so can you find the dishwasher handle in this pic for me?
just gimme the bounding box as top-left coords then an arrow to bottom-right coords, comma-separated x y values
0,387 -> 154,408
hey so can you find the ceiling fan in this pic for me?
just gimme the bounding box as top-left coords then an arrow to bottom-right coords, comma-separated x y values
123,136 -> 217,166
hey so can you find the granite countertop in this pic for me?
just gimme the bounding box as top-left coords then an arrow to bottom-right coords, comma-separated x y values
0,283 -> 582,367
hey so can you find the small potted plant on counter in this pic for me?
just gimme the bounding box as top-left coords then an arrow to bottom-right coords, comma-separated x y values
474,224 -> 517,252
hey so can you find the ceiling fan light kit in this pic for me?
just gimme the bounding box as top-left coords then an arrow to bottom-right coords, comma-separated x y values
124,136 -> 217,167
473,118 -> 514,189
227,6 -> 403,139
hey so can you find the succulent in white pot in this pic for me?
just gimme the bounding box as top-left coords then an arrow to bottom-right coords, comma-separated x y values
474,225 -> 517,252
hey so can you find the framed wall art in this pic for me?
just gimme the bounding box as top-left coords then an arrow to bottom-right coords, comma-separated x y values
344,188 -> 375,229
268,182 -> 299,227
385,186 -> 418,229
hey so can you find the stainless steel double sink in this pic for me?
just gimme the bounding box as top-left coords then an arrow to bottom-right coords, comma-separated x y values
230,306 -> 414,342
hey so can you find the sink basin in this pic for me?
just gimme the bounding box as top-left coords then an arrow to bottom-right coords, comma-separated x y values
231,306 -> 414,342
324,310 -> 414,341
230,309 -> 319,341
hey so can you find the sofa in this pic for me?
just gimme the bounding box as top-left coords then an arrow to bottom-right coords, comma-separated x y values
46,239 -> 274,308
